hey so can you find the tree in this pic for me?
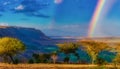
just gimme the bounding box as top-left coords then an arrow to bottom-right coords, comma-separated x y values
39,53 -> 51,63
51,51 -> 58,64
32,53 -> 41,63
32,53 -> 51,63
57,42 -> 79,63
79,40 -> 109,64
113,55 -> 120,69
64,56 -> 69,63
0,37 -> 26,64
95,57 -> 107,65
28,59 -> 34,64
111,43 -> 120,68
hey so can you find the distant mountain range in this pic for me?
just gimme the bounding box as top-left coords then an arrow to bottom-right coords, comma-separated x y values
0,26 -> 118,58
0,26 -> 54,45
0,26 -> 79,57
0,26 -> 58,56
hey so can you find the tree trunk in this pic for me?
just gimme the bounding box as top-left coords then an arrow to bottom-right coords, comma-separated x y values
91,54 -> 97,64
114,62 -> 118,69
64,54 -> 70,63
9,55 -> 15,64
92,57 -> 95,64
53,60 -> 55,64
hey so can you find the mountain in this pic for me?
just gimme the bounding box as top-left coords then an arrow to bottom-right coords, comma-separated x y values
0,26 -> 57,57
0,26 -> 80,58
0,26 -> 53,44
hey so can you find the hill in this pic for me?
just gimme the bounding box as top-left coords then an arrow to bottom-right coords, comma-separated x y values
0,26 -> 57,57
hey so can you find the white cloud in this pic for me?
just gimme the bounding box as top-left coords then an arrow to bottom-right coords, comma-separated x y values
54,0 -> 63,4
43,23 -> 88,36
15,5 -> 24,10
0,23 -> 9,26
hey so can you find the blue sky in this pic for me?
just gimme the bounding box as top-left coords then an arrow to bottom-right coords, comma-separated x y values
0,0 -> 120,37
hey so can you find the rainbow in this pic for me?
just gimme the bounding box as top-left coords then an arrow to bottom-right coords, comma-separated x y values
88,0 -> 106,37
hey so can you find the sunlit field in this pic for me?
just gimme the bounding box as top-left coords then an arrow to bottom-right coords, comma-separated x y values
0,63 -> 119,69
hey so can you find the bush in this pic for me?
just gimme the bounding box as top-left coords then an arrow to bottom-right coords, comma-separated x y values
14,58 -> 19,64
28,59 -> 34,64
64,56 -> 70,63
32,53 -> 51,63
95,57 -> 107,65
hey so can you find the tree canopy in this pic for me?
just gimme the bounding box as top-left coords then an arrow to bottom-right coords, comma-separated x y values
0,37 -> 26,63
57,42 -> 79,54
79,40 -> 109,64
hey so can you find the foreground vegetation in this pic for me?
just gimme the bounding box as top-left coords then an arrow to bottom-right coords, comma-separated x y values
0,37 -> 119,68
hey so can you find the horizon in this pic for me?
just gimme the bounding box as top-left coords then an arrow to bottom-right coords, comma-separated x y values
0,0 -> 120,37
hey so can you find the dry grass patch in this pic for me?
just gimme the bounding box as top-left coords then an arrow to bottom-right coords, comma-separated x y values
0,63 -> 119,69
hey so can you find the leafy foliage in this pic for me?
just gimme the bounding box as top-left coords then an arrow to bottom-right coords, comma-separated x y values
112,43 -> 120,65
0,37 -> 25,55
0,37 -> 26,63
95,57 -> 107,65
32,53 -> 51,63
79,40 -> 109,64
57,42 -> 80,63
28,59 -> 34,64
64,56 -> 70,63
57,42 -> 79,54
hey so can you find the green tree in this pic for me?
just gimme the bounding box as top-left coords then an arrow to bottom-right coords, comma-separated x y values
80,40 -> 109,64
63,56 -> 70,63
32,53 -> 51,63
32,53 -> 41,63
0,37 -> 26,64
40,53 -> 51,63
57,42 -> 79,63
28,59 -> 34,64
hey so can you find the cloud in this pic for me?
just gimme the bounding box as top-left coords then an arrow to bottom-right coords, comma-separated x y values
15,5 -> 24,10
93,20 -> 120,37
54,0 -> 63,4
12,0 -> 49,18
14,0 -> 48,12
43,23 -> 88,36
0,0 -> 50,18
0,23 -> 8,26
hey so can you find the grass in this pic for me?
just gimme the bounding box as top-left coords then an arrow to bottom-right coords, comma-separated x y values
0,63 -> 119,69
